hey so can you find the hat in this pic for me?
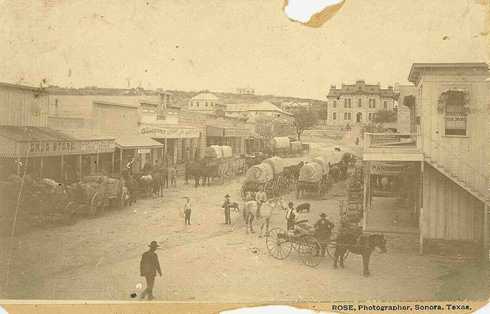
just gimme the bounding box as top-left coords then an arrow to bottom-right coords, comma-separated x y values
225,194 -> 230,198
320,213 -> 327,218
148,241 -> 160,249
288,201 -> 294,207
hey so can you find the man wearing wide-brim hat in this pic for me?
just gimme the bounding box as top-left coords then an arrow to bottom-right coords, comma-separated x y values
140,241 -> 162,300
314,213 -> 334,256
222,194 -> 232,225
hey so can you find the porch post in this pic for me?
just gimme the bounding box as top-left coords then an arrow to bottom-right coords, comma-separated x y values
96,149 -> 100,174
362,161 -> 369,230
40,157 -> 44,178
419,161 -> 424,255
483,203 -> 489,261
60,153 -> 64,182
111,151 -> 115,174
79,154 -> 82,180
119,149 -> 123,173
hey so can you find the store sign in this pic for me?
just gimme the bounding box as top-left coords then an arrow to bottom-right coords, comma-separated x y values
29,141 -> 75,154
80,140 -> 115,154
140,126 -> 200,138
225,128 -> 250,137
138,148 -> 151,154
370,163 -> 404,175
445,116 -> 466,130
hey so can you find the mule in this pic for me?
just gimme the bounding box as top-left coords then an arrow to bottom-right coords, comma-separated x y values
333,233 -> 387,277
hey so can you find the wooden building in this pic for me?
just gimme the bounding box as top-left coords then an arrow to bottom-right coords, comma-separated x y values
362,63 -> 490,258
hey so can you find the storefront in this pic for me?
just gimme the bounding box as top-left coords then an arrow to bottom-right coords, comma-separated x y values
140,123 -> 201,165
114,133 -> 164,173
206,125 -> 250,155
0,126 -> 115,182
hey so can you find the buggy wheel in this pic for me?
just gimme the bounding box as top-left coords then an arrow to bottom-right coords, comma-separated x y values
299,235 -> 323,267
266,228 -> 292,260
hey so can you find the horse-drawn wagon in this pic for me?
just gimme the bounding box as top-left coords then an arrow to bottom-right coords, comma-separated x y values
241,156 -> 296,199
296,159 -> 328,199
75,175 -> 127,216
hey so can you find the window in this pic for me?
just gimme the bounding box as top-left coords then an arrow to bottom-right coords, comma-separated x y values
358,98 -> 362,107
344,112 -> 351,120
333,100 -> 337,108
443,90 -> 467,136
384,101 -> 388,109
368,99 -> 377,109
332,112 -> 337,120
368,113 -> 375,121
344,98 -> 352,108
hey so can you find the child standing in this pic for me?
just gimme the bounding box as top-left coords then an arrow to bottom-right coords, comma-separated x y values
183,196 -> 192,225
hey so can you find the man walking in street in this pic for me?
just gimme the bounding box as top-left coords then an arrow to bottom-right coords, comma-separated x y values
314,213 -> 335,256
222,194 -> 232,225
140,241 -> 162,300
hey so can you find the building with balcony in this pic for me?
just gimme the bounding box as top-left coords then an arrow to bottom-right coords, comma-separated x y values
362,63 -> 490,258
326,80 -> 398,126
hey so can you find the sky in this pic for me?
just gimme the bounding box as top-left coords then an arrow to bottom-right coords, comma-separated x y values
0,0 -> 488,99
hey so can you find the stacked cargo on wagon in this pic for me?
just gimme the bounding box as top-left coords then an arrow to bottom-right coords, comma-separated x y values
204,145 -> 245,180
241,156 -> 294,199
272,137 -> 290,157
296,155 -> 331,199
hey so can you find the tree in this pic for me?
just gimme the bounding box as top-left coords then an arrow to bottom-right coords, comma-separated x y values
293,108 -> 318,141
373,110 -> 397,124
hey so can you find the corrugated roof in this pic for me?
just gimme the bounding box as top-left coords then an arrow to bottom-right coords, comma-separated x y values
225,101 -> 292,116
57,128 -> 114,141
115,133 -> 163,148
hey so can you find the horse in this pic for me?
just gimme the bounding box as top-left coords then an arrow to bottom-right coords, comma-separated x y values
138,174 -> 153,197
151,169 -> 164,198
333,233 -> 387,277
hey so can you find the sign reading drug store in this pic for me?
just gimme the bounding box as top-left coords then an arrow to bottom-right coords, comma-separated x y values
15,139 -> 115,157
140,125 -> 200,138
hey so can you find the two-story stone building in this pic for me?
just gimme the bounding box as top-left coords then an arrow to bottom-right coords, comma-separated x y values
326,80 -> 398,126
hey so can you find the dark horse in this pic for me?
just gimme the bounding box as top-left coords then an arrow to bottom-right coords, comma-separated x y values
186,159 -> 220,187
333,233 -> 387,276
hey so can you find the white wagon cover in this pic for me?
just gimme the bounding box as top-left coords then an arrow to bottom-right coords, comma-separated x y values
298,162 -> 323,183
262,156 -> 288,176
220,145 -> 233,158
205,145 -> 224,159
245,163 -> 274,183
272,137 -> 290,149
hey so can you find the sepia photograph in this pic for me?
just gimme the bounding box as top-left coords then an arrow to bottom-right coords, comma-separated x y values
0,0 -> 489,311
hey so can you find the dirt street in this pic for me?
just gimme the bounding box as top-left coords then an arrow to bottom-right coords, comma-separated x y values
0,141 -> 486,302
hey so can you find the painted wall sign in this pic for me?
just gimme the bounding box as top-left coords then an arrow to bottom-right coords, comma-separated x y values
140,125 -> 200,138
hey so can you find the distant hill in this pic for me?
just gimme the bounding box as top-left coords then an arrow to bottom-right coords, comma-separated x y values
45,86 -> 327,110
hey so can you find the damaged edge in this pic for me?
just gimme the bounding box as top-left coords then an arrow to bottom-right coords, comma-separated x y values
282,0 -> 346,28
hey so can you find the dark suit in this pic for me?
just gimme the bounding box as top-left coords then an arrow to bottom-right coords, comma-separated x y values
140,250 -> 162,299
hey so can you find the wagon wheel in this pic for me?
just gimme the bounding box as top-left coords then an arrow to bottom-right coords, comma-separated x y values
266,227 -> 293,260
89,192 -> 104,217
298,235 -> 323,267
